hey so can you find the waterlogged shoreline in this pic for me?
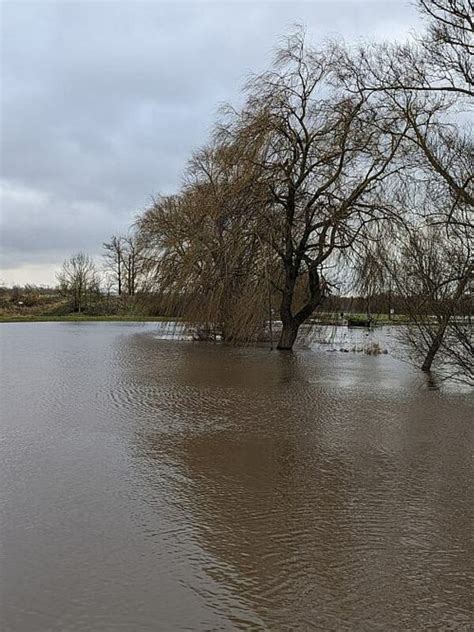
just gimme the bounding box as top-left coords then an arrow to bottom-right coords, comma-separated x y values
0,318 -> 426,359
0,312 -> 409,325
3,320 -> 466,394
0,318 -> 399,354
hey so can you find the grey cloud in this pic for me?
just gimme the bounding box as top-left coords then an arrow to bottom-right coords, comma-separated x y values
0,0 -> 419,284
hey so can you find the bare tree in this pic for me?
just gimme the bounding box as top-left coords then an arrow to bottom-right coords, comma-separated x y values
103,233 -> 144,297
221,30 -> 408,349
417,0 -> 473,98
103,236 -> 125,296
375,213 -> 472,381
57,252 -> 100,313
334,0 -> 473,216
355,240 -> 388,323
122,233 -> 143,296
338,2 -> 473,380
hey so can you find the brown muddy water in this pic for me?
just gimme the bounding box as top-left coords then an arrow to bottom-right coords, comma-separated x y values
0,322 -> 472,631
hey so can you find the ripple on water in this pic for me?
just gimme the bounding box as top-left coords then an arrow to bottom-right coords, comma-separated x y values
1,323 -> 472,631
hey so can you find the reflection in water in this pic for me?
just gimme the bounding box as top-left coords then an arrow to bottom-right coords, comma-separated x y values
424,370 -> 442,391
1,323 -> 473,631
129,343 -> 473,630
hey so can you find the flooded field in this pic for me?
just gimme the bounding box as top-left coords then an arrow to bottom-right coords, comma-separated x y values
1,322 -> 473,631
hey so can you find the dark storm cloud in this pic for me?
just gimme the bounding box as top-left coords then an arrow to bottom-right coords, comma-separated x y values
0,0 -> 419,284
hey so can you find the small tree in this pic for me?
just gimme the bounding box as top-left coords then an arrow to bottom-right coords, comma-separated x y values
103,233 -> 143,297
379,219 -> 472,381
57,252 -> 99,313
122,233 -> 143,296
103,236 -> 125,296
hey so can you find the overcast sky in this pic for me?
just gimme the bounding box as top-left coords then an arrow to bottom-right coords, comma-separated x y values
0,0 -> 420,286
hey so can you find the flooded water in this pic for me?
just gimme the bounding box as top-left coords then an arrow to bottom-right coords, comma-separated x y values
1,322 -> 473,631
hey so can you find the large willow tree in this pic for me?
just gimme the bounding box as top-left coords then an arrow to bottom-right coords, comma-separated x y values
222,31 -> 410,349
137,31 -> 408,348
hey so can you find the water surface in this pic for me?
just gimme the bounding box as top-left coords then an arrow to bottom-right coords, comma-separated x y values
1,322 -> 472,630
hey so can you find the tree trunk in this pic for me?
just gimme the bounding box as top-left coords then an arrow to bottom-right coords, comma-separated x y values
421,321 -> 448,372
277,319 -> 299,350
276,266 -> 325,350
118,256 -> 122,296
420,271 -> 470,372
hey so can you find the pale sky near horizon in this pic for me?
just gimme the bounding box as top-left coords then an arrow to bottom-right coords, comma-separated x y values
0,0 -> 421,286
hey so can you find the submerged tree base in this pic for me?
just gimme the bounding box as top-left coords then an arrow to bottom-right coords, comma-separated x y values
276,322 -> 300,350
